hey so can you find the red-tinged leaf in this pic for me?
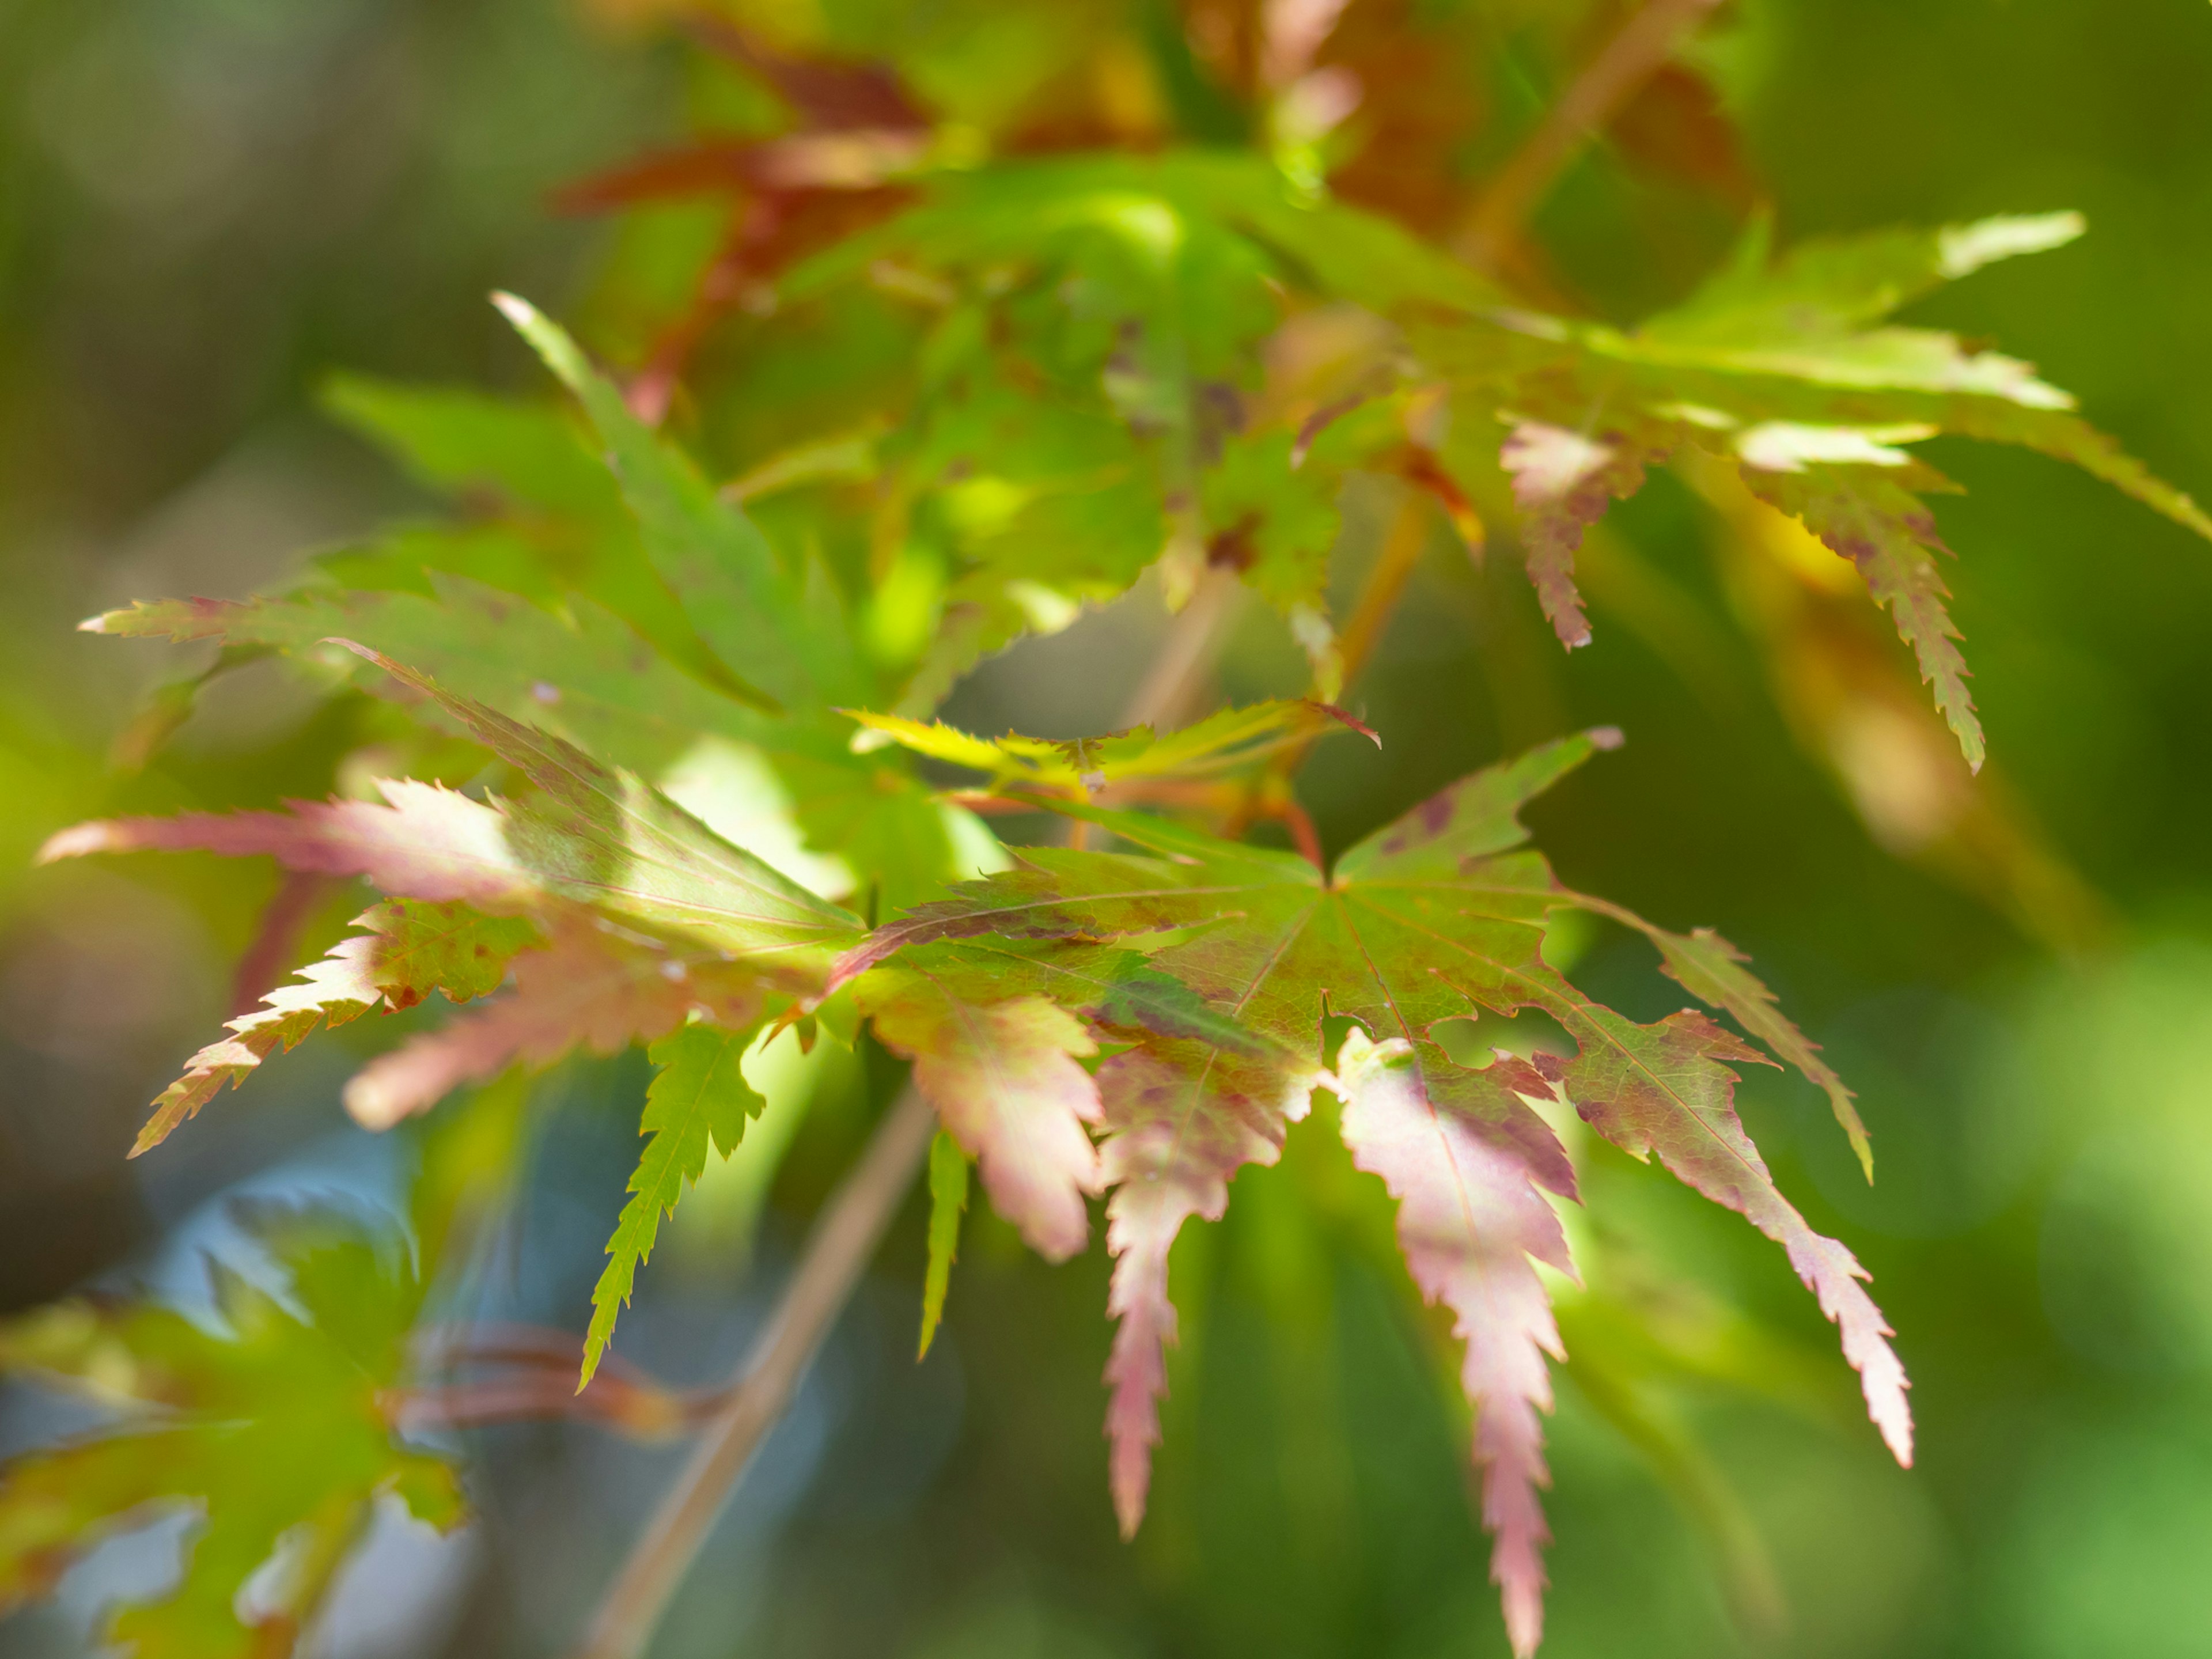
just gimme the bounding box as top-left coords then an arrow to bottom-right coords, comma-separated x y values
840,728 -> 1902,1631
842,738 -> 1609,1608
1501,422 -> 1658,649
1334,1030 -> 1574,1659
48,644 -> 864,981
552,134 -> 926,214
855,937 -> 1284,1267
40,781 -> 535,911
344,921 -> 755,1131
1540,1010 -> 1912,1465
684,14 -> 926,132
1580,901 -> 1872,1179
1096,1037 -> 1316,1535
130,902 -> 538,1154
857,954 -> 1104,1260
1743,461 -> 1984,771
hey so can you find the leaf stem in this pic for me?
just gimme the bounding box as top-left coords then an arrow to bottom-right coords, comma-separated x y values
569,1084 -> 937,1659
1454,0 -> 1724,272
1332,491 -> 1433,696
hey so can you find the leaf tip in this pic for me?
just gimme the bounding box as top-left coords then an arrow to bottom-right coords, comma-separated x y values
35,821 -> 115,865
1586,725 -> 1624,752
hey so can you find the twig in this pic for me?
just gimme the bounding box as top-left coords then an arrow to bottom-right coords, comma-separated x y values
570,1085 -> 937,1659
1331,492 -> 1433,696
1243,491 -> 1431,820
1455,0 -> 1725,272
1120,563 -> 1244,730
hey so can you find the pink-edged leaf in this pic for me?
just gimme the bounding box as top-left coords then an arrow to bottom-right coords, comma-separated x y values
1542,1008 -> 1912,1464
128,902 -> 538,1154
1501,422 -> 1660,649
1095,1038 -> 1315,1535
40,783 -> 533,910
1335,1030 -> 1574,1659
853,944 -> 1126,1260
1580,899 -> 1872,1178
343,921 -> 757,1130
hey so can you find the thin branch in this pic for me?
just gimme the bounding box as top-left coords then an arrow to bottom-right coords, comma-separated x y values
1243,491 -> 1431,820
1120,563 -> 1244,731
570,1084 -> 937,1659
1455,0 -> 1725,272
1331,491 -> 1433,696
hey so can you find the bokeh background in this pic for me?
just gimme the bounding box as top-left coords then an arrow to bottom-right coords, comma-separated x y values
5,1 -> 2212,1656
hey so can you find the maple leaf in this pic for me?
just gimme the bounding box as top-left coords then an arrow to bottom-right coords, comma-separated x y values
1333,1027 -> 1573,1658
40,781 -> 539,911
1740,459 -> 1982,771
853,937 -> 1268,1260
1406,211 -> 2212,760
28,899 -> 533,1156
43,649 -> 861,1153
584,1015 -> 772,1382
86,578 -> 777,779
845,696 -> 1375,798
1499,421 -> 1657,650
1574,897 -> 1870,1178
343,917 -> 761,1132
0,1206 -> 464,1656
49,648 -> 861,976
1094,1025 -> 1317,1536
917,1130 -> 969,1359
832,729 -> 1908,1649
495,294 -> 867,711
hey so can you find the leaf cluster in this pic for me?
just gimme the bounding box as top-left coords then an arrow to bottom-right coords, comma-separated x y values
16,5 -> 2210,1653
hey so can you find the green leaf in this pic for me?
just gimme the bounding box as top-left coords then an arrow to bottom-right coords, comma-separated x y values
1571,902 -> 1872,1180
585,1018 -> 770,1382
321,373 -> 624,522
844,697 -> 1374,795
336,644 -> 865,974
85,575 -> 776,777
1645,210 -> 2088,347
1401,211 -> 2212,758
494,294 -> 865,709
1741,459 -> 1984,773
0,1207 -> 461,1653
918,1129 -> 969,1359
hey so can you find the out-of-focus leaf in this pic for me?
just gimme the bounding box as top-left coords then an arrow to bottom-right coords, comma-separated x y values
0,1207 -> 462,1656
845,697 -> 1374,796
1408,211 -> 2212,759
321,373 -> 624,523
496,294 -> 866,709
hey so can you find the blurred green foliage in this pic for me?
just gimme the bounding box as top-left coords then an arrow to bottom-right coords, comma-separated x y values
3,2 -> 2212,1658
